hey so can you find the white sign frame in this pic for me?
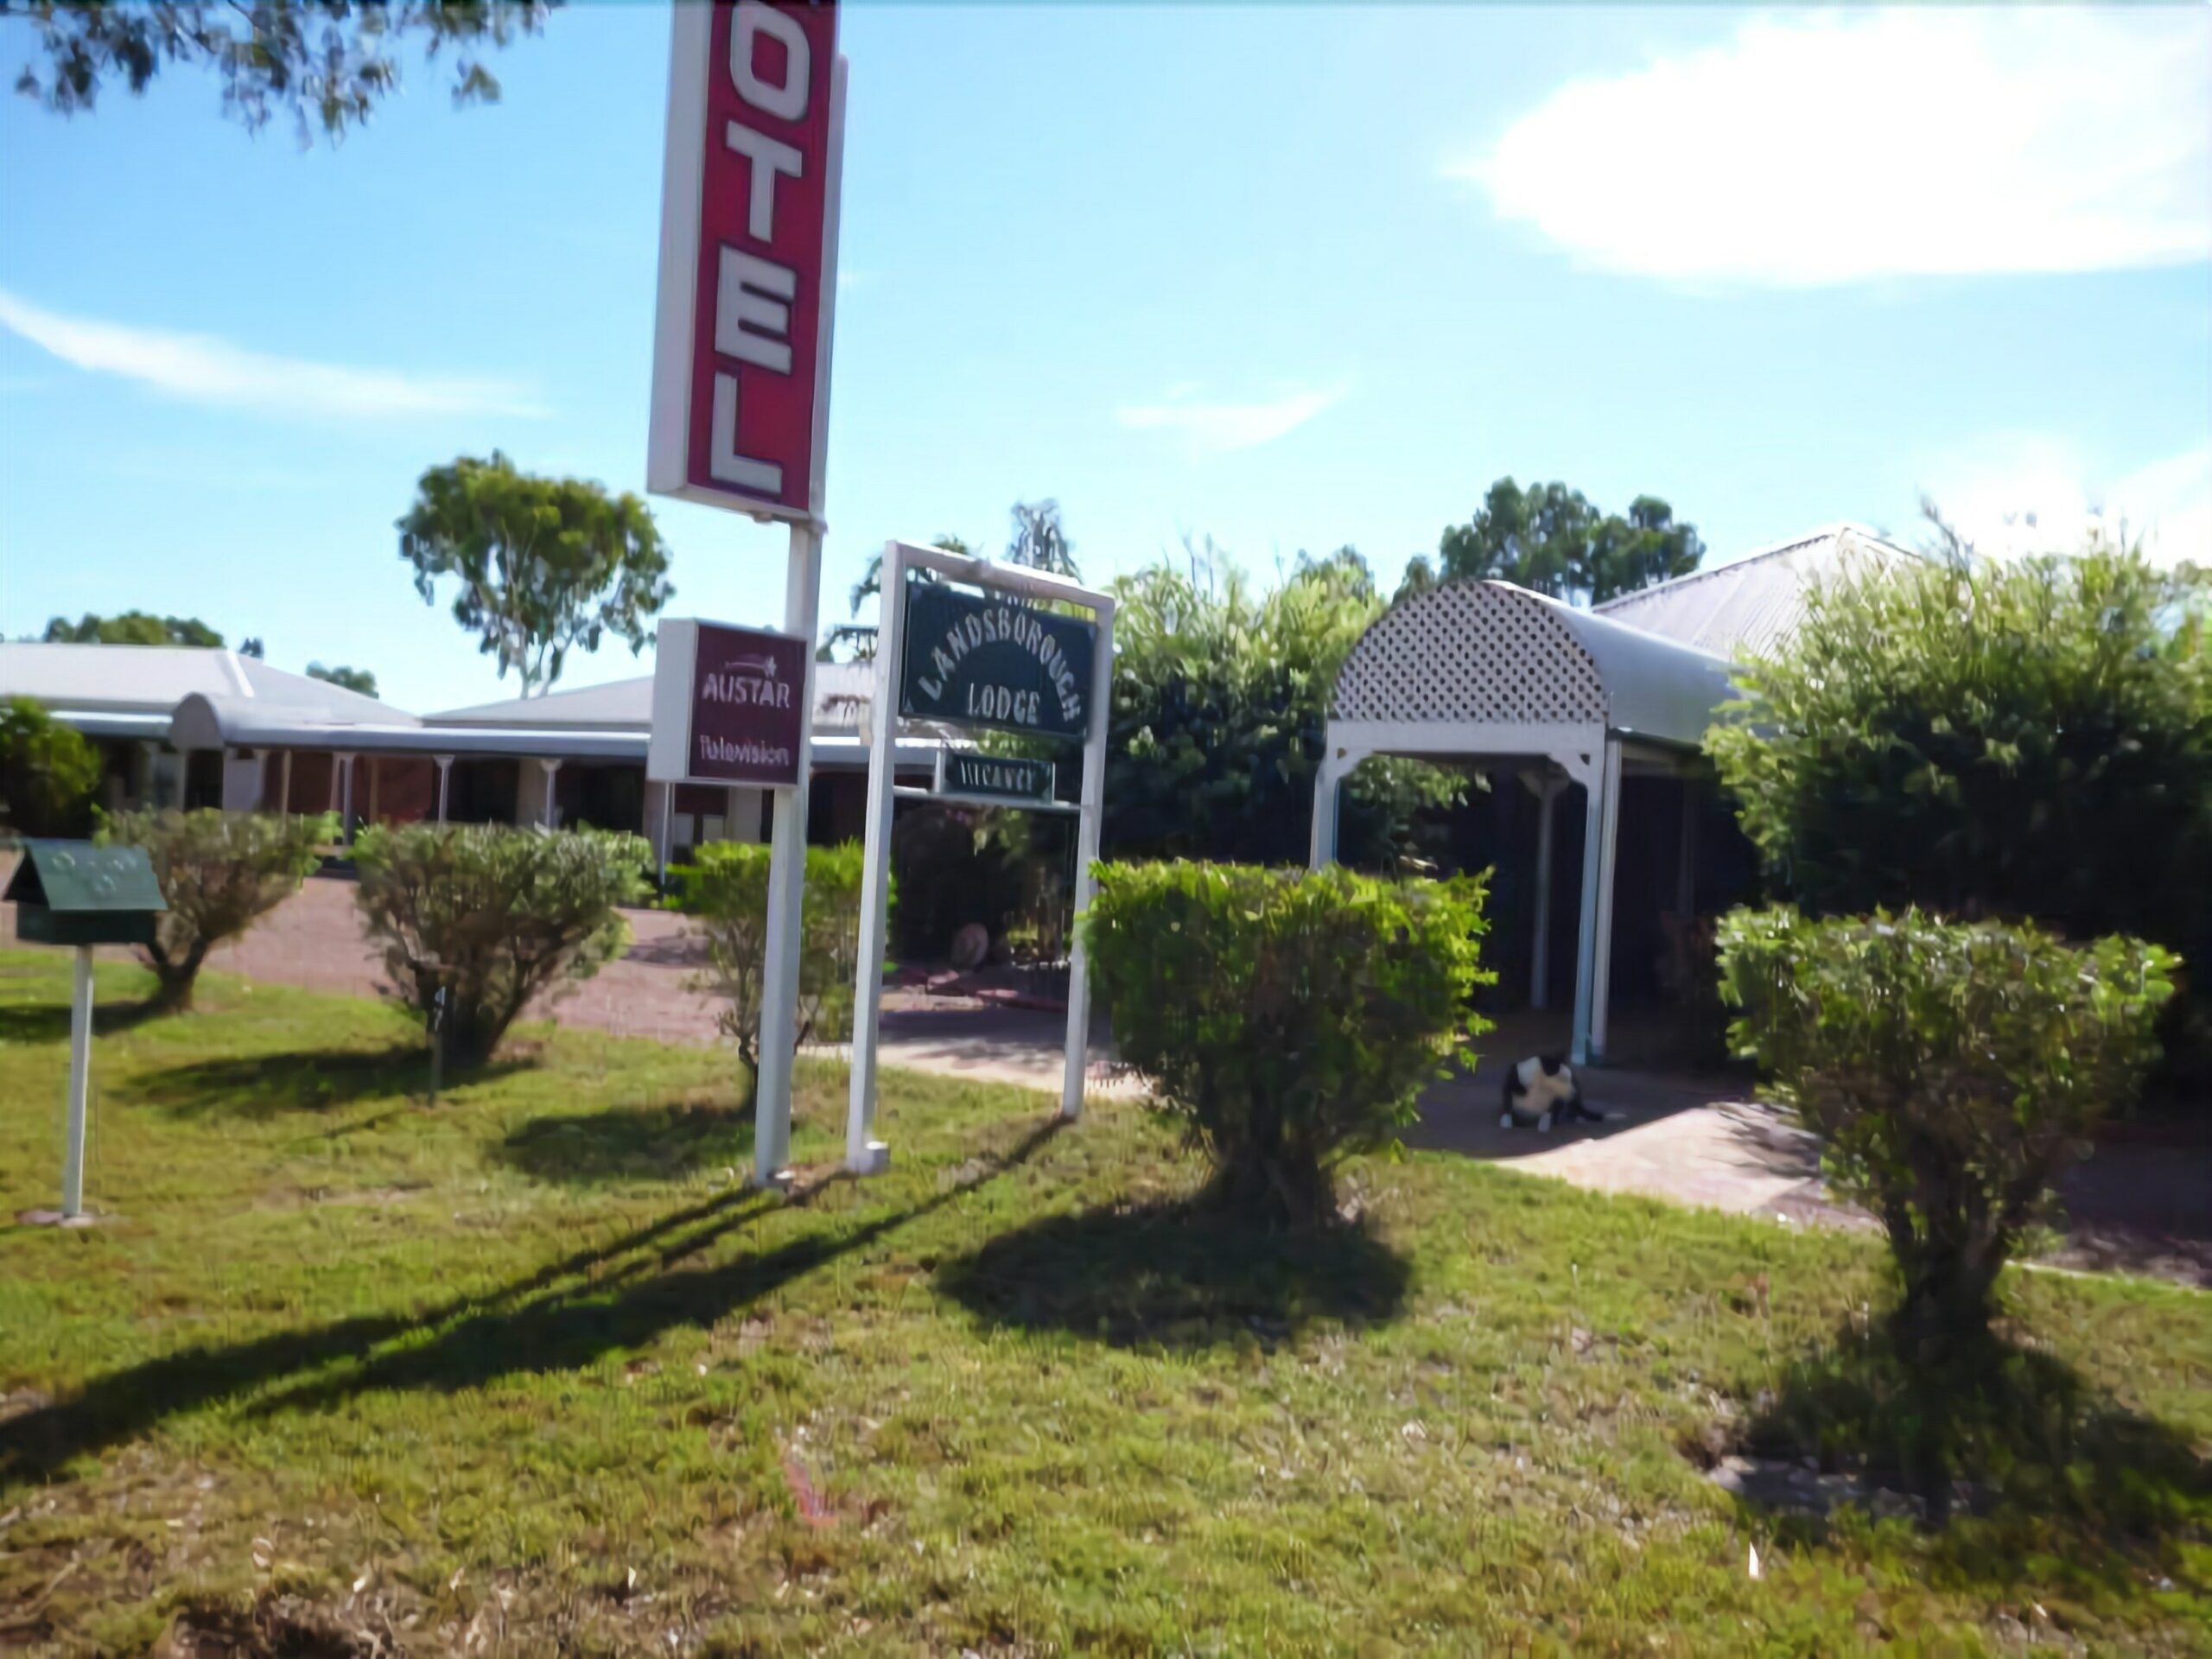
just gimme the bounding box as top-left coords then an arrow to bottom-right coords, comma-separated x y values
845,541 -> 1117,1172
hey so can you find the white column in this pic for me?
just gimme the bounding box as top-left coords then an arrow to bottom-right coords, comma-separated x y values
1530,775 -> 1559,1011
435,755 -> 454,823
1309,755 -> 1342,869
337,753 -> 357,845
755,522 -> 824,1190
61,945 -> 92,1219
277,749 -> 293,818
537,759 -> 563,829
1058,594 -> 1116,1122
846,539 -> 908,1173
1570,736 -> 1624,1066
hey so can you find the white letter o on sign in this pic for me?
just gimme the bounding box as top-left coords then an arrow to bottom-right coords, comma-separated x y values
731,1 -> 809,121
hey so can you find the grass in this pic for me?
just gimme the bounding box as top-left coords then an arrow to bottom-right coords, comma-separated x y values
0,949 -> 2206,1656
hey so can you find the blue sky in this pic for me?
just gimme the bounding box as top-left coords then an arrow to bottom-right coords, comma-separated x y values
3,3 -> 2207,714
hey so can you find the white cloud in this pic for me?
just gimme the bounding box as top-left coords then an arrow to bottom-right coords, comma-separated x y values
1458,9 -> 2212,285
0,289 -> 547,420
1115,385 -> 1342,454
1930,435 -> 2212,565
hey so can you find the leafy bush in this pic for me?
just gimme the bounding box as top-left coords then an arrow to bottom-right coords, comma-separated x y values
101,810 -> 332,1009
353,823 -> 651,1066
1084,861 -> 1491,1227
1707,543 -> 2211,1022
0,697 -> 100,839
677,840 -> 884,1102
1718,906 -> 2175,1357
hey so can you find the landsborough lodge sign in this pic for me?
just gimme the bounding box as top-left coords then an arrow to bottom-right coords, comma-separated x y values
898,582 -> 1097,741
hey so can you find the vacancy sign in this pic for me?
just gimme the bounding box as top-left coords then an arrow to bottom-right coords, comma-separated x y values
649,0 -> 844,521
647,619 -> 809,789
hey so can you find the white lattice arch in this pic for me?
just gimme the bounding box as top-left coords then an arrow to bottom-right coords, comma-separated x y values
1313,579 -> 1736,1070
1333,581 -> 1605,726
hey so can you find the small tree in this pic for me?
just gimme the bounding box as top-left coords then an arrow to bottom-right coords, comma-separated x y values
353,823 -> 650,1066
0,696 -> 100,837
397,451 -> 673,698
1083,861 -> 1492,1227
101,810 -> 333,1010
307,663 -> 378,698
1718,907 -> 2175,1357
676,841 -> 882,1105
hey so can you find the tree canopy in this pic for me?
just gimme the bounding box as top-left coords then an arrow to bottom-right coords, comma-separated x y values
5,0 -> 554,146
1103,543 -> 1459,868
43,611 -> 226,648
1433,478 -> 1703,607
1707,535 -> 2212,966
307,662 -> 378,699
397,451 -> 673,699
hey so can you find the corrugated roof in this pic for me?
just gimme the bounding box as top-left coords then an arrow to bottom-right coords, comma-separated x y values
1592,524 -> 1921,660
0,643 -> 418,726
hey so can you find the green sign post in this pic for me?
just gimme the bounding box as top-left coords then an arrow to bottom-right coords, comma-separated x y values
4,842 -> 167,1224
936,750 -> 1056,807
897,582 -> 1097,741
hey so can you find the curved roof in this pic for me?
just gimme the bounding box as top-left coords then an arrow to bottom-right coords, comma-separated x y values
1332,579 -> 1738,748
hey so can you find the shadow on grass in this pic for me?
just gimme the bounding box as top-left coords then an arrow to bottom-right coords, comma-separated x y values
1717,1320 -> 2211,1599
137,1047 -> 528,1119
493,1101 -> 754,1185
935,1192 -> 1411,1349
0,999 -> 162,1045
0,1116 -> 1064,1485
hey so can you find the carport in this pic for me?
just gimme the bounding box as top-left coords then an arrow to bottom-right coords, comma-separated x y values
1310,580 -> 1738,1066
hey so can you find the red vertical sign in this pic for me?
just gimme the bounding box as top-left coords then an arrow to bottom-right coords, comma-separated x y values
649,0 -> 842,521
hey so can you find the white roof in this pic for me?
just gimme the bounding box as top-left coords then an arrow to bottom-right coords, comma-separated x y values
1592,524 -> 1921,660
0,642 -> 417,726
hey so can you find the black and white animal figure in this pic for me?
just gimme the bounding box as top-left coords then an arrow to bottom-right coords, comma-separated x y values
1499,1054 -> 1605,1133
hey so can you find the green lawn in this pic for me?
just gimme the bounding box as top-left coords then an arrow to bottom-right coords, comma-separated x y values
1,950 -> 2206,1656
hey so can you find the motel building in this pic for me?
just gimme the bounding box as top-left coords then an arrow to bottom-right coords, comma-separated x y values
0,645 -> 955,863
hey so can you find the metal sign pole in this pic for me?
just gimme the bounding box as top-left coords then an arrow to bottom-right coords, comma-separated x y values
1060,596 -> 1115,1121
844,538 -> 909,1172
753,521 -> 823,1191
61,944 -> 92,1218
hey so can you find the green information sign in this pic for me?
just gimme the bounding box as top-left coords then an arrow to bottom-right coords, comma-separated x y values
899,581 -> 1096,741
936,751 -> 1056,806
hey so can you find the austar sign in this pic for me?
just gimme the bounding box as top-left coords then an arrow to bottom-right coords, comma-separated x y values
648,0 -> 844,521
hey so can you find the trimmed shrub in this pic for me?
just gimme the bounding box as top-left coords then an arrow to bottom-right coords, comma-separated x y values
677,840 -> 885,1102
101,809 -> 333,1010
1,697 -> 100,839
1083,861 -> 1491,1227
353,823 -> 651,1066
1718,906 -> 2175,1356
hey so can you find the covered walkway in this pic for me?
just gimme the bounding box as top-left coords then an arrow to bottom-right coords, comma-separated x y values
1312,579 -> 1738,1066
